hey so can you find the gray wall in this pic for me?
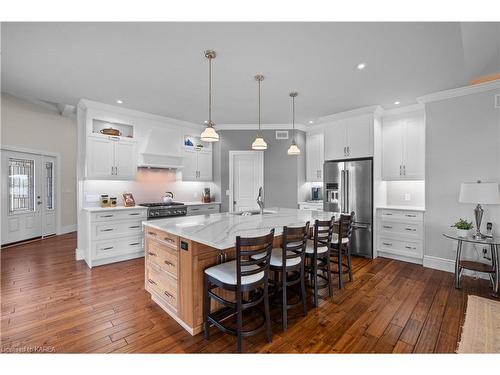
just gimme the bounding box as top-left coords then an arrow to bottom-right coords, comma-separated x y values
214,129 -> 305,212
425,88 -> 500,261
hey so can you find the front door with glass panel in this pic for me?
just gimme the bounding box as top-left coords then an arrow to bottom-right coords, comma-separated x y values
1,150 -> 56,245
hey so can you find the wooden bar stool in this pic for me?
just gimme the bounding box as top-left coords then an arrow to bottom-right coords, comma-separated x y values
305,217 -> 335,306
203,229 -> 274,353
255,223 -> 310,331
330,212 -> 354,289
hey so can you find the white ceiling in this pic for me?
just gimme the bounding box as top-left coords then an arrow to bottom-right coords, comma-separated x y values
1,22 -> 499,125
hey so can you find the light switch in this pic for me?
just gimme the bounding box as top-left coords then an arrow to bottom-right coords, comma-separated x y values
404,193 -> 411,201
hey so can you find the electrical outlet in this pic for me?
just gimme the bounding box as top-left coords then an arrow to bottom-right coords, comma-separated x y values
404,193 -> 411,201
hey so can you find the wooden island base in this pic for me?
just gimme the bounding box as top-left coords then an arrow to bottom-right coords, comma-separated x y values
144,225 -> 282,335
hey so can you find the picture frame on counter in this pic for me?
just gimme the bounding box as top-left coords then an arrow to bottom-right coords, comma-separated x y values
122,192 -> 136,207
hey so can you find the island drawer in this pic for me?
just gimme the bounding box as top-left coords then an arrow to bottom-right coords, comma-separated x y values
145,227 -> 178,249
146,239 -> 178,278
146,264 -> 178,309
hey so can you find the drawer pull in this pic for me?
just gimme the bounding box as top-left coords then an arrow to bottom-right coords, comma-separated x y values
129,242 -> 141,246
384,213 -> 393,216
382,242 -> 392,246
129,225 -> 141,229
405,214 -> 417,218
164,260 -> 174,266
148,231 -> 157,236
405,228 -> 416,231
101,246 -> 114,250
148,252 -> 157,256
164,291 -> 173,298
129,213 -> 140,216
100,228 -> 114,232
191,208 -> 200,211
163,237 -> 174,243
405,246 -> 417,250
101,214 -> 114,218
147,279 -> 156,285
382,225 -> 392,229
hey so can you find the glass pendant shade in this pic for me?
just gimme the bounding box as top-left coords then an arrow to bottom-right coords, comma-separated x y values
287,142 -> 301,155
252,136 -> 267,150
200,124 -> 219,142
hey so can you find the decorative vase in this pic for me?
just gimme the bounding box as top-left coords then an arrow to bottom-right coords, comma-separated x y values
456,228 -> 470,238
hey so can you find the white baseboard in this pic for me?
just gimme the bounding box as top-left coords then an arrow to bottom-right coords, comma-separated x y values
378,251 -> 423,265
57,224 -> 77,235
423,255 -> 489,280
75,248 -> 84,261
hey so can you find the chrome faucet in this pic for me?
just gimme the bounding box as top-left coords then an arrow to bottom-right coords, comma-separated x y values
256,187 -> 264,214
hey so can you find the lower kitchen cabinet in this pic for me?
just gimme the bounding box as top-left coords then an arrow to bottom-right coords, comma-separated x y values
376,208 -> 424,264
186,203 -> 220,216
80,206 -> 148,267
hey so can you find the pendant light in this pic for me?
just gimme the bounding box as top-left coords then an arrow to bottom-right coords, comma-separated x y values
200,50 -> 219,142
287,92 -> 300,155
251,74 -> 268,150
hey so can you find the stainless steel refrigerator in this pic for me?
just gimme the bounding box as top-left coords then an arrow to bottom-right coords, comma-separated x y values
323,158 -> 373,258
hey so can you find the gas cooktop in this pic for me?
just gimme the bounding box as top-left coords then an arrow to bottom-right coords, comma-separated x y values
139,202 -> 187,219
139,202 -> 185,207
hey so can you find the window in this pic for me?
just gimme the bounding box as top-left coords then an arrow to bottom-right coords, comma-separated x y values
45,161 -> 54,210
8,158 -> 35,213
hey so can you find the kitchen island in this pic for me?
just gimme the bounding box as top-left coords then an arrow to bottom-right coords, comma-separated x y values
143,207 -> 338,335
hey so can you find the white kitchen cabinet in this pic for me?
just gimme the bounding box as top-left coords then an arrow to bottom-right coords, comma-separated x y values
324,115 -> 373,161
186,203 -> 220,216
306,131 -> 325,182
382,111 -> 424,181
86,135 -> 137,180
182,147 -> 212,181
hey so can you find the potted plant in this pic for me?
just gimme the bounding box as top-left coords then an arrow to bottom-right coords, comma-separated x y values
451,219 -> 473,238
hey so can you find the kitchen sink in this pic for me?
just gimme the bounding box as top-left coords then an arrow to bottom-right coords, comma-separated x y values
230,210 -> 277,216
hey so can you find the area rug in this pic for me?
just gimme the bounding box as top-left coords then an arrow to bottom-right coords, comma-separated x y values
457,295 -> 500,353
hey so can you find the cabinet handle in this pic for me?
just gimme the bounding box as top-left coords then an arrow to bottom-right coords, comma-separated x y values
343,146 -> 346,156
403,165 -> 406,176
148,231 -> 157,236
109,136 -> 120,140
382,225 -> 393,229
115,166 -> 118,175
164,291 -> 173,298
129,225 -> 141,229
405,245 -> 417,250
384,213 -> 393,216
100,228 -> 114,232
164,260 -> 174,266
347,146 -> 350,156
163,237 -> 174,243
148,279 -> 156,285
101,246 -> 114,250
101,214 -> 114,218
405,228 -> 416,232
148,252 -> 157,256
405,214 -> 417,218
129,242 -> 141,246
191,208 -> 200,211
382,242 -> 392,246
129,213 -> 140,216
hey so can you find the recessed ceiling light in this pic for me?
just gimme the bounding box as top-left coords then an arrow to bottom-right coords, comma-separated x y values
116,100 -> 123,104
308,120 -> 314,124
357,63 -> 366,70
203,120 -> 208,124
394,101 -> 401,105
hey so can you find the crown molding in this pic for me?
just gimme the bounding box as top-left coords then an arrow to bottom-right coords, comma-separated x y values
216,123 -> 307,132
417,80 -> 500,104
78,98 -> 202,130
318,105 -> 383,123
381,103 -> 424,117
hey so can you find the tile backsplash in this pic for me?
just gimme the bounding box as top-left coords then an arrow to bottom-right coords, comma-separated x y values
386,180 -> 425,207
84,168 -> 219,207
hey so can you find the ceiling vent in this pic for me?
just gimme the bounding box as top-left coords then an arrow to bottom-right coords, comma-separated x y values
275,130 -> 289,140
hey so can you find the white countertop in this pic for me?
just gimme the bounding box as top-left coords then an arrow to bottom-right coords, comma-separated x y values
143,207 -> 339,250
83,205 -> 147,212
376,205 -> 426,212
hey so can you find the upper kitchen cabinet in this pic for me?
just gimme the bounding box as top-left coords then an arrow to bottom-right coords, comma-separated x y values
181,135 -> 213,181
86,135 -> 138,180
306,131 -> 324,181
382,110 -> 425,180
324,114 -> 374,161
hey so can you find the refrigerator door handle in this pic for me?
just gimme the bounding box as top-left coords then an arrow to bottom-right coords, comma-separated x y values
352,223 -> 371,230
345,169 -> 349,213
340,169 -> 345,212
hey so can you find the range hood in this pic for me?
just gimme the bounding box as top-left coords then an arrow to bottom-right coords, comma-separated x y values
137,128 -> 184,169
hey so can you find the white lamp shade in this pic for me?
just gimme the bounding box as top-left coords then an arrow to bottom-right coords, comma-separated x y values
251,136 -> 267,150
200,126 -> 219,142
459,182 -> 500,204
287,143 -> 301,155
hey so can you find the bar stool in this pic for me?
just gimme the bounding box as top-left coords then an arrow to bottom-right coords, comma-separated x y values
203,229 -> 274,353
304,217 -> 335,306
255,222 -> 309,331
330,212 -> 354,289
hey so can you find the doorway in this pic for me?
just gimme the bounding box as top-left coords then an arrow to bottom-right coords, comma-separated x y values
1,149 -> 57,245
229,151 -> 264,212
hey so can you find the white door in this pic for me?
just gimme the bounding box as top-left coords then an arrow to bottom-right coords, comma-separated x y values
403,116 -> 425,180
1,151 -> 43,245
87,136 -> 114,179
182,148 -> 198,181
346,114 -> 373,159
197,149 -> 213,181
114,140 -> 137,179
41,156 -> 57,236
324,120 -> 347,161
230,151 -> 264,212
382,118 -> 404,180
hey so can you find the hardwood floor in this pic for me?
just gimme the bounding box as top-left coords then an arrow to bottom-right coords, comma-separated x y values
0,232 -> 495,353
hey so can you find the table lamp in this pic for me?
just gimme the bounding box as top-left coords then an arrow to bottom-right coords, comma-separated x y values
459,181 -> 500,238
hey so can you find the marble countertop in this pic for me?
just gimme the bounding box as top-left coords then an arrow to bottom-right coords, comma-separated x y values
376,205 -> 426,212
143,207 -> 339,250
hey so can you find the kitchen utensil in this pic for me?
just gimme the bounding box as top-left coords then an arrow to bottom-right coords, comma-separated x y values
162,192 -> 174,204
110,197 -> 117,207
100,195 -> 110,208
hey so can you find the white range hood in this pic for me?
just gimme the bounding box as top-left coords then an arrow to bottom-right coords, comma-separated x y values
138,128 -> 184,169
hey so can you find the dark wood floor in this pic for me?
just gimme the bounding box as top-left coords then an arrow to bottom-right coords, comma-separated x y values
0,232 -> 495,353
